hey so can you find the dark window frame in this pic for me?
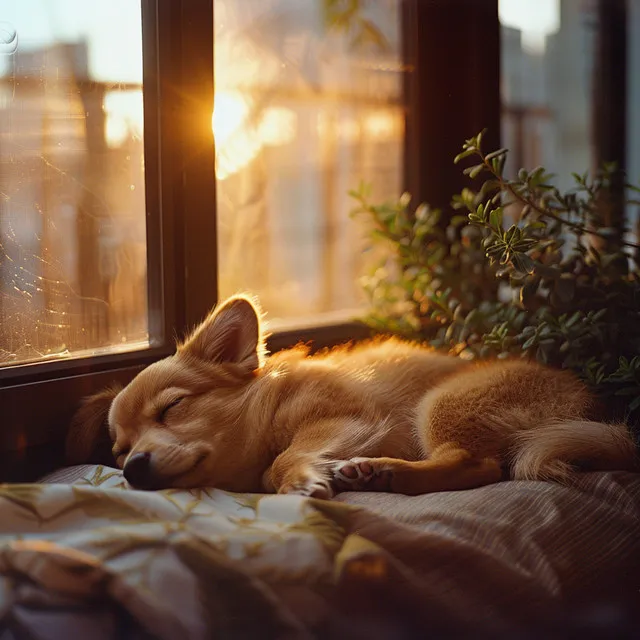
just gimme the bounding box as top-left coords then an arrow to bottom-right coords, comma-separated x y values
0,0 -> 219,480
0,0 -> 502,482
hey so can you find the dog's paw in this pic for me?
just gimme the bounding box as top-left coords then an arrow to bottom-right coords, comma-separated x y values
279,477 -> 334,500
332,457 -> 393,493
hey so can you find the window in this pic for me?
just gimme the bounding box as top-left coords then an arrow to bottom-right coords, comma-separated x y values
0,0 -> 507,481
0,0 -> 217,480
213,0 -> 406,326
22,1 -> 640,482
500,0 -> 639,241
501,0 -> 605,190
0,0 -> 148,368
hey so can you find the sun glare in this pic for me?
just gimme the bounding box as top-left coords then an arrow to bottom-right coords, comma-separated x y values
212,91 -> 297,180
212,91 -> 250,148
104,91 -> 144,148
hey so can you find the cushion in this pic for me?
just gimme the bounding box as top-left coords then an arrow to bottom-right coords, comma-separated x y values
0,466 -> 637,638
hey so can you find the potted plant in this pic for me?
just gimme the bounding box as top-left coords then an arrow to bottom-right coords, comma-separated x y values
351,130 -> 640,435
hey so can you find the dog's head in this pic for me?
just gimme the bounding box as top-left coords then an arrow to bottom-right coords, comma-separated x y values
66,295 -> 266,490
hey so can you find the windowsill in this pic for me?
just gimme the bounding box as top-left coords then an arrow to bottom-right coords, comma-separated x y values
0,309 -> 372,386
266,308 -> 364,334
266,309 -> 373,354
0,339 -> 151,372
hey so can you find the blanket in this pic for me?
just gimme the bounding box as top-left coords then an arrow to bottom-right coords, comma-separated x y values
0,466 -> 639,639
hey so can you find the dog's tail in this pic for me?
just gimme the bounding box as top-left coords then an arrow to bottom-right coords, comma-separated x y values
510,420 -> 638,481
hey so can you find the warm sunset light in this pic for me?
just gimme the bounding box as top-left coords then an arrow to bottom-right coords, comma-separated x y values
212,91 -> 297,180
212,91 -> 250,147
104,91 -> 144,148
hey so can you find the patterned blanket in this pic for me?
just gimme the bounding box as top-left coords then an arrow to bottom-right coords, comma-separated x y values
0,466 -> 639,639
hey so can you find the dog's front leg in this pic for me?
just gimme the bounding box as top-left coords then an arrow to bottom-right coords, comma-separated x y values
264,417 -> 370,499
264,448 -> 336,499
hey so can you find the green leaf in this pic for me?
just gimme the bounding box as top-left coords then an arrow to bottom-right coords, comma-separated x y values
485,148 -> 508,161
565,311 -> 582,328
454,148 -> 476,164
464,164 -> 484,179
614,388 -> 639,396
399,192 -> 411,208
489,207 -> 503,230
492,155 -> 506,175
512,253 -> 536,275
553,276 -> 576,304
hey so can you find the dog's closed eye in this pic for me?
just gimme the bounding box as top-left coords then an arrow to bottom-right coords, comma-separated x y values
157,397 -> 185,423
112,446 -> 130,462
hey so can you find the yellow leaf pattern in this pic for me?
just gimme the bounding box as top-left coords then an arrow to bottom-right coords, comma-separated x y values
0,465 -> 367,637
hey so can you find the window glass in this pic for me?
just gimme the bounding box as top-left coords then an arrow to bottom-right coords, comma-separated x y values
500,0 -> 592,192
214,0 -> 405,325
0,0 -> 147,367
501,0 -> 639,241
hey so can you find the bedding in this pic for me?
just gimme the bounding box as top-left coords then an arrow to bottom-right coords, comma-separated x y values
0,466 -> 639,639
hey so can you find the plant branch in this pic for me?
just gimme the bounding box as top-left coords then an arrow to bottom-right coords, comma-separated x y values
480,154 -> 640,251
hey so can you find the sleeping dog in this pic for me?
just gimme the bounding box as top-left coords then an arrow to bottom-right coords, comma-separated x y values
67,295 -> 638,497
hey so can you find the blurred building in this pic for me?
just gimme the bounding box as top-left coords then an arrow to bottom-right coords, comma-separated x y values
501,0 -> 595,192
0,41 -> 147,364
213,0 -> 405,322
501,0 -> 639,238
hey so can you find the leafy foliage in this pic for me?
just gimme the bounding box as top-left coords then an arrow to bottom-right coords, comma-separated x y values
351,131 -> 640,425
322,0 -> 389,51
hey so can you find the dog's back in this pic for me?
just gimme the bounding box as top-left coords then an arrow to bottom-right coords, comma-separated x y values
267,339 -> 637,492
280,338 -> 468,409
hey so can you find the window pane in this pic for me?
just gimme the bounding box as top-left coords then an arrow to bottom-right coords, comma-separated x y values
214,0 -> 405,325
0,0 -> 147,367
500,0 -> 640,240
500,0 -> 590,190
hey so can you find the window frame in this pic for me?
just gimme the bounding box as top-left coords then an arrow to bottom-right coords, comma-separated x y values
402,0 -> 501,213
0,0 -> 504,482
0,0 -> 217,480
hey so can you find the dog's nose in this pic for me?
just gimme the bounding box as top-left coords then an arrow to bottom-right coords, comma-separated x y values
123,452 -> 153,489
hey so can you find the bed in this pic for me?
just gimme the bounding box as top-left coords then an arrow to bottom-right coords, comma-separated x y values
0,466 -> 639,639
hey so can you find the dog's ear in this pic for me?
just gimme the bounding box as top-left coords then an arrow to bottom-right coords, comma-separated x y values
65,385 -> 121,465
179,295 -> 265,371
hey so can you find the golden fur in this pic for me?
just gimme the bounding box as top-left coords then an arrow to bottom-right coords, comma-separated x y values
66,295 -> 639,497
